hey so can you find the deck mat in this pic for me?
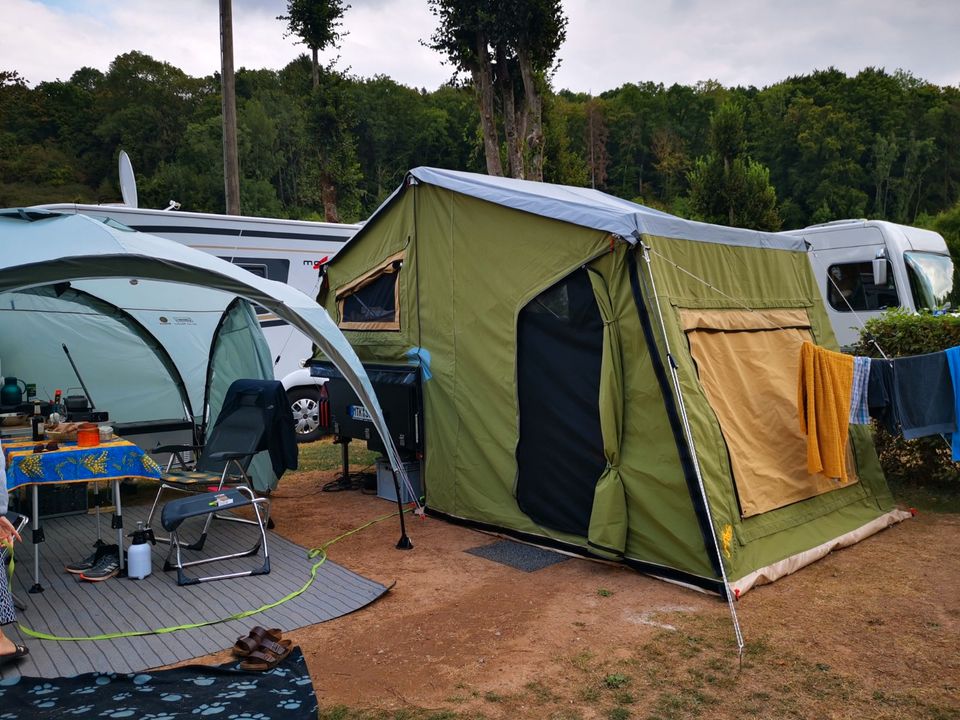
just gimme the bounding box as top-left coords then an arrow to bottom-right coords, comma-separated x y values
465,539 -> 571,572
1,503 -> 389,680
0,646 -> 318,719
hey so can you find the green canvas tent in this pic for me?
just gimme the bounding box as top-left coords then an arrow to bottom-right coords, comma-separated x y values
317,167 -> 909,597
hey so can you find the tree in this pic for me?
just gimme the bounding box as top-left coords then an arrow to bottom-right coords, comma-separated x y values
426,0 -> 566,180
687,101 -> 781,230
651,127 -> 689,204
869,133 -> 898,218
278,0 -> 350,89
584,97 -> 608,189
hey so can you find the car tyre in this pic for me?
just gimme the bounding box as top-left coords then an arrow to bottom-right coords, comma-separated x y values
288,386 -> 326,444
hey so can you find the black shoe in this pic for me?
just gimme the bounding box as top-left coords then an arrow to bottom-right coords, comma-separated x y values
65,550 -> 98,575
79,550 -> 121,582
66,543 -> 118,575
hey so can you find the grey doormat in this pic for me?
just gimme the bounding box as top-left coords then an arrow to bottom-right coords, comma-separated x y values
466,539 -> 571,572
2,502 -> 390,680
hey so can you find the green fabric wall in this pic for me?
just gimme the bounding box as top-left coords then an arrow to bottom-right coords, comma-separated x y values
643,235 -> 895,582
322,183 -> 899,588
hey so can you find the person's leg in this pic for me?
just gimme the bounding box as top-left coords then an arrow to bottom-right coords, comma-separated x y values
0,546 -> 21,655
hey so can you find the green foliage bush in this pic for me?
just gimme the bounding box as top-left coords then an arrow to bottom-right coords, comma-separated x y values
850,309 -> 960,489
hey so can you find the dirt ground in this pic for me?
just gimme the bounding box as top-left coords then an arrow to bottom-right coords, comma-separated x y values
196,469 -> 960,719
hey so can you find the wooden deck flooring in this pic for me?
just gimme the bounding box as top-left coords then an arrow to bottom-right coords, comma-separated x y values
1,501 -> 388,679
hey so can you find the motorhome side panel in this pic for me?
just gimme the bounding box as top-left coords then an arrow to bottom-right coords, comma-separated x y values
36,203 -> 358,379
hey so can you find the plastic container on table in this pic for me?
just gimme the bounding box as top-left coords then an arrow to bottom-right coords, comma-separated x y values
76,423 -> 100,447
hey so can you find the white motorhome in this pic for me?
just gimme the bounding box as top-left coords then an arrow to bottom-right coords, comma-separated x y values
38,202 -> 360,441
782,219 -> 956,348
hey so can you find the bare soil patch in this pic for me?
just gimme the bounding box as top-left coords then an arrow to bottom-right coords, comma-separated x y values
192,469 -> 960,719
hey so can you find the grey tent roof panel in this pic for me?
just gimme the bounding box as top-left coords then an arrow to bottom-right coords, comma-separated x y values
351,167 -> 806,253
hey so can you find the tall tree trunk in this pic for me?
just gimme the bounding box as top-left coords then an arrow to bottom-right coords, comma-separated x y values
497,49 -> 523,179
321,174 -> 339,222
219,0 -> 240,214
311,47 -> 320,89
517,49 -> 543,182
724,155 -> 734,225
472,32 -> 502,177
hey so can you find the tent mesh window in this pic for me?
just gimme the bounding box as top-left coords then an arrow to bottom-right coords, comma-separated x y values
336,251 -> 403,331
516,268 -> 606,536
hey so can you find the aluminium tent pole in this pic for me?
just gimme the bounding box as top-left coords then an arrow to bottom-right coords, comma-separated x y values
638,241 -> 745,660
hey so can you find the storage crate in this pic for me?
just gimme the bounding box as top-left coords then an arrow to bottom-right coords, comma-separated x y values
375,459 -> 422,504
13,483 -> 89,519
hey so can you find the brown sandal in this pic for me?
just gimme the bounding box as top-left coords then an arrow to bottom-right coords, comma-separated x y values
231,626 -> 283,657
239,638 -> 293,672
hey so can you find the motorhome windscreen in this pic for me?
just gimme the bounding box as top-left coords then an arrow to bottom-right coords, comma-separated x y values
904,251 -> 957,311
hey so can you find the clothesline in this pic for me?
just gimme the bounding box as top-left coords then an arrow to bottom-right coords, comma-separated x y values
798,342 -> 960,481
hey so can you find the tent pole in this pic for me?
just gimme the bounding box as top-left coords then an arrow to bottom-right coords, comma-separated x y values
637,240 -> 745,660
392,467 -> 413,550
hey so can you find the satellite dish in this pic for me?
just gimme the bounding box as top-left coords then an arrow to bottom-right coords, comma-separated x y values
118,150 -> 138,208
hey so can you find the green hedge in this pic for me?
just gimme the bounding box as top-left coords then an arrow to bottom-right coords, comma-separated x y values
850,309 -> 960,489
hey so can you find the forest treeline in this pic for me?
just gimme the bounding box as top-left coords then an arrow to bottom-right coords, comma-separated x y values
1,53 -> 960,242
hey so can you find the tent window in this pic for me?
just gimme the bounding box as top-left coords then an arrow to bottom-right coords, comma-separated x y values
516,269 -> 606,536
336,251 -> 403,331
680,308 -> 858,518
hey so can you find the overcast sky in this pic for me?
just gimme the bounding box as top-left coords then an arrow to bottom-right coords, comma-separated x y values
3,0 -> 958,92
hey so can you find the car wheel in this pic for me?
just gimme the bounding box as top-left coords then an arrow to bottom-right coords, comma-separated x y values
288,387 -> 326,443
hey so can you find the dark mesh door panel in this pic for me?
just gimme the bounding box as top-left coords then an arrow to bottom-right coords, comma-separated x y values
516,269 -> 606,536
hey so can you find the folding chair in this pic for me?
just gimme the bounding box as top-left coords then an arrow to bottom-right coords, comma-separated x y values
146,379 -> 297,552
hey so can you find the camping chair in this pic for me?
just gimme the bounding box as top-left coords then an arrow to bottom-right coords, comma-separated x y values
145,379 -> 296,552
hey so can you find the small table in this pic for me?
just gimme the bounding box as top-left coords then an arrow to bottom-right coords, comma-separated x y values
3,437 -> 163,592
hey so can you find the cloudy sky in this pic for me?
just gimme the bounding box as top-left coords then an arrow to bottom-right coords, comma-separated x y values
3,0 -> 958,92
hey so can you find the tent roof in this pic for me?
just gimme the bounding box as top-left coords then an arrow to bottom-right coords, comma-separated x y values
351,167 -> 805,253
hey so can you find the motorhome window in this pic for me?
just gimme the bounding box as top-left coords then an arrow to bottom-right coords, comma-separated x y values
237,263 -> 268,278
219,257 -> 291,316
904,251 -> 957,312
826,261 -> 897,312
336,251 -> 403,331
218,257 -> 290,285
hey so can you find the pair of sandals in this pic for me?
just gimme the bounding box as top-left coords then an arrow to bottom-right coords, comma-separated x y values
231,626 -> 293,671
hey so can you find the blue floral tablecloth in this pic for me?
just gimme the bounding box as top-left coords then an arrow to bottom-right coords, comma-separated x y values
2,438 -> 163,490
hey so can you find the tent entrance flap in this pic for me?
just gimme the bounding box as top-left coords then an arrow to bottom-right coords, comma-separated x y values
680,308 -> 859,518
516,269 -> 606,536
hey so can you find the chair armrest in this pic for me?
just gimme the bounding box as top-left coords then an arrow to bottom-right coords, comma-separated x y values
207,450 -> 257,462
152,443 -> 202,455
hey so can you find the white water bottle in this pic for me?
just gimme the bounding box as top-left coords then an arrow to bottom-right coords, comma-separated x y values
127,521 -> 153,580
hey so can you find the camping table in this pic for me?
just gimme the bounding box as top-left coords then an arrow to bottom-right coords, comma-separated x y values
2,437 -> 163,593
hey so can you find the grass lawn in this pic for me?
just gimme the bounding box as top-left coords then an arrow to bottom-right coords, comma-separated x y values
297,437 -> 381,474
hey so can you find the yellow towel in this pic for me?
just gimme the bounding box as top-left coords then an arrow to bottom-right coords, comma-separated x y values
797,341 -> 854,481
